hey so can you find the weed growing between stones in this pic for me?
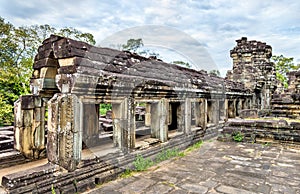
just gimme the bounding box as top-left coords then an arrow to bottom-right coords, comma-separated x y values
133,154 -> 154,171
232,132 -> 244,142
130,140 -> 204,172
185,140 -> 203,153
120,168 -> 135,178
51,184 -> 56,194
155,148 -> 183,163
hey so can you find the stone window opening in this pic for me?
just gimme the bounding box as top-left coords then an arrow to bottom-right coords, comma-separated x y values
134,101 -> 155,149
168,102 -> 183,138
81,102 -> 118,159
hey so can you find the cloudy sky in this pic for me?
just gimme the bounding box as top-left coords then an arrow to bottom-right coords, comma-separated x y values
1,0 -> 299,76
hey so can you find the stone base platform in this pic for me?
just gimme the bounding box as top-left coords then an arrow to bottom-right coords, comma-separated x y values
85,140 -> 300,194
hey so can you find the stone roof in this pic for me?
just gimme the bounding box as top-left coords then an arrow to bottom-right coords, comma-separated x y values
32,35 -> 249,98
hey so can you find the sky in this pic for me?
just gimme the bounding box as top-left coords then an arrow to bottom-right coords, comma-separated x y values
0,0 -> 299,76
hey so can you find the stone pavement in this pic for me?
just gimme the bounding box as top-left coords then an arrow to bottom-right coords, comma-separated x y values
84,140 -> 300,194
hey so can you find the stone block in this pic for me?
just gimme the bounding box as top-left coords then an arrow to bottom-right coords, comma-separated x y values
33,58 -> 59,69
21,95 -> 35,110
40,67 -> 57,78
58,57 -> 76,67
240,109 -> 258,118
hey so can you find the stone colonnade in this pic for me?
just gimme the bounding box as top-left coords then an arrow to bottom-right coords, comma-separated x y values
14,94 -> 249,171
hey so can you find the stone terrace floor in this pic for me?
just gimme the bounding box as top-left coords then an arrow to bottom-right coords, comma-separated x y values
84,140 -> 300,194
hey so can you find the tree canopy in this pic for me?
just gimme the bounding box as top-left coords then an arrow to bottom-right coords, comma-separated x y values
171,61 -> 191,68
122,38 -> 193,68
0,17 -> 95,126
122,38 -> 160,58
209,69 -> 221,76
271,55 -> 300,88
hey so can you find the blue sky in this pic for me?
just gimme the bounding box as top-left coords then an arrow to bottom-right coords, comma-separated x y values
1,0 -> 299,76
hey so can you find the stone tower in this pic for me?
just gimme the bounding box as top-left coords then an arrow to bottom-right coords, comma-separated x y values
226,37 -> 277,109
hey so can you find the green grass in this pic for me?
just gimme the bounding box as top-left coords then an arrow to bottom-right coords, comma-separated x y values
120,168 -> 135,178
133,154 -> 154,171
155,148 -> 183,163
185,140 -> 203,153
131,140 -> 204,172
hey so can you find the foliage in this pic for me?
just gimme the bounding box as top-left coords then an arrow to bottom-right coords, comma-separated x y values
271,55 -> 300,88
122,38 -> 160,58
0,94 -> 14,125
132,141 -> 204,172
172,60 -> 191,68
100,103 -> 112,115
133,154 -> 154,171
232,132 -> 244,142
122,38 -> 144,53
0,17 -> 95,126
51,184 -> 56,194
120,168 -> 134,178
155,148 -> 182,163
209,69 -> 221,76
185,140 -> 203,153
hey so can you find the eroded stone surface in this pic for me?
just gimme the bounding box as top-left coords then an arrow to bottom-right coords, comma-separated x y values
84,140 -> 300,194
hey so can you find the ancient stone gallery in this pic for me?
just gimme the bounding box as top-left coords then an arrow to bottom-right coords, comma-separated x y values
0,35 -> 299,193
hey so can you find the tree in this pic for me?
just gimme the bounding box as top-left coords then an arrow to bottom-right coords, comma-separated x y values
271,55 -> 300,88
172,61 -> 191,68
0,17 -> 96,126
122,38 -> 160,58
122,38 -> 144,53
209,70 -> 221,76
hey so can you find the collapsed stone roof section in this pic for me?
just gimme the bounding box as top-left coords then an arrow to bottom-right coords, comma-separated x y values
231,37 -> 272,56
32,35 -> 249,98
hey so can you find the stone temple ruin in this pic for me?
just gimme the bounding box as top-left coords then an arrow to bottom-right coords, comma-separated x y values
0,35 -> 299,193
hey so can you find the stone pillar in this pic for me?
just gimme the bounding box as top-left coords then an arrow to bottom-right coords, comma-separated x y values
168,103 -> 172,126
224,99 -> 229,120
184,98 -> 191,134
125,97 -> 135,151
200,99 -> 207,129
82,104 -> 99,148
112,98 -> 135,152
177,102 -> 184,133
248,98 -> 252,109
14,95 -> 45,159
145,103 -> 151,127
208,100 -> 218,124
194,101 -> 201,127
214,100 -> 220,124
177,98 -> 192,133
228,99 -> 237,118
237,99 -> 243,116
112,103 -> 122,148
150,99 -> 168,142
47,94 -> 82,172
265,88 -> 271,109
219,100 -> 225,121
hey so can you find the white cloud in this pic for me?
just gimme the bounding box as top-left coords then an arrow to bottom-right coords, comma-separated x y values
0,0 -> 299,76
